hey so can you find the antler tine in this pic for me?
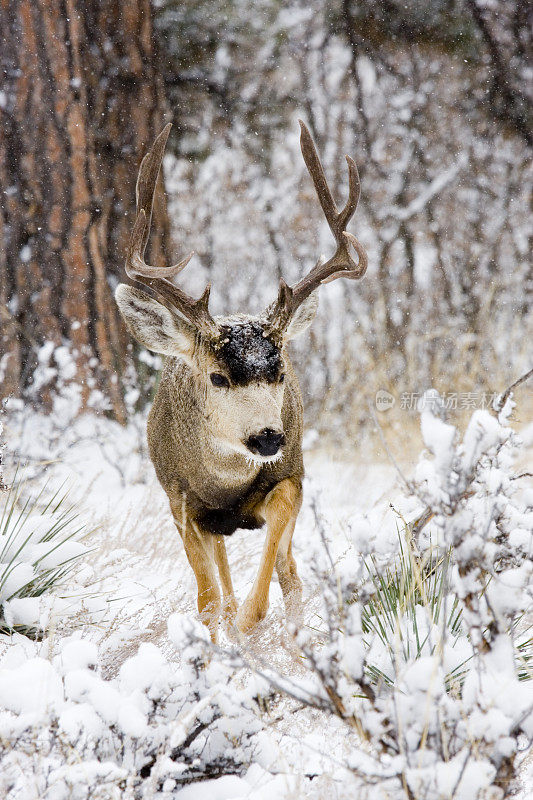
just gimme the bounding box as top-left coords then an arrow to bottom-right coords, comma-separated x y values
267,121 -> 367,332
125,123 -> 217,336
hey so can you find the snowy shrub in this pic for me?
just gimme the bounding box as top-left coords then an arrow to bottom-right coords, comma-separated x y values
0,473 -> 87,636
228,387 -> 533,799
0,614 -> 271,800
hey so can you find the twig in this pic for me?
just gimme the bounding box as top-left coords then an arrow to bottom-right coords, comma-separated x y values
367,401 -> 414,495
408,507 -> 435,540
495,367 -> 533,413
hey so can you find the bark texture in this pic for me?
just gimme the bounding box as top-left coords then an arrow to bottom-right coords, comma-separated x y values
0,0 -> 170,419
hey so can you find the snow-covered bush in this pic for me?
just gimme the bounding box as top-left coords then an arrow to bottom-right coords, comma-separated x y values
0,614 -> 270,800
0,474 -> 87,636
231,387 -> 533,799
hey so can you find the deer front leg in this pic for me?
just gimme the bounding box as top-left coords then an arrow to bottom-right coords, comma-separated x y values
173,512 -> 221,642
235,478 -> 301,633
275,513 -> 303,621
214,535 -> 238,625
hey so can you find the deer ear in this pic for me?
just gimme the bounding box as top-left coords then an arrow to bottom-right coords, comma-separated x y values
284,292 -> 319,340
115,284 -> 196,362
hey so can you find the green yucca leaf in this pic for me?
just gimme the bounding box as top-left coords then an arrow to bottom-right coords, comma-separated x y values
0,469 -> 90,637
355,523 -> 531,692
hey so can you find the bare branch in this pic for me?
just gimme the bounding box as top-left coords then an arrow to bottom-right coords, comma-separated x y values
494,367 -> 533,413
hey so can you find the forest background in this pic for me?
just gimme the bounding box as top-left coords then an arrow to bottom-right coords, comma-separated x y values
1,0 -> 531,447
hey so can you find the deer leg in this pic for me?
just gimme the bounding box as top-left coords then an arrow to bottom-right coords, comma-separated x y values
275,508 -> 303,621
173,514 -> 221,642
214,535 -> 238,625
235,478 -> 301,633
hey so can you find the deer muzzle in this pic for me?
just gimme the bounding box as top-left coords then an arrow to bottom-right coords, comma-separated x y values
246,428 -> 285,457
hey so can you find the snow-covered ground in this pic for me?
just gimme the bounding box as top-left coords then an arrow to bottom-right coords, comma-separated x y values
1,404 -> 532,799
0,406 -> 406,672
0,407 -> 403,796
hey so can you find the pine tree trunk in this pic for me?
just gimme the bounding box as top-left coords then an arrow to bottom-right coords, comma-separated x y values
0,0 -> 170,421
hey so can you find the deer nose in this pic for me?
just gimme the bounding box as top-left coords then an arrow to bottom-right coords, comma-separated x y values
246,428 -> 285,457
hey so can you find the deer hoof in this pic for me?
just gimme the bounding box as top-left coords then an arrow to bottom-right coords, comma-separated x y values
284,589 -> 303,625
235,597 -> 267,633
222,595 -> 238,625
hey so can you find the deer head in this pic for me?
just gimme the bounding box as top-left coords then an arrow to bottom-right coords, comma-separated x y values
115,122 -> 367,462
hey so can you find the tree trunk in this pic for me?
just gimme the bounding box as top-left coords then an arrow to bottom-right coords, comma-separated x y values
0,0 -> 170,421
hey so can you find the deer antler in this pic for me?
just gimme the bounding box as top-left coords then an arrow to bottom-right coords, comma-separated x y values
126,123 -> 217,336
267,120 -> 368,332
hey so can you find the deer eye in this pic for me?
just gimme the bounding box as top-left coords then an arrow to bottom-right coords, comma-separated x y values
279,373 -> 285,384
210,372 -> 230,388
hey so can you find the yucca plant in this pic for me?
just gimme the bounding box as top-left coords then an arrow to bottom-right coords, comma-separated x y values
0,469 -> 88,637
515,620 -> 533,682
359,527 -> 532,690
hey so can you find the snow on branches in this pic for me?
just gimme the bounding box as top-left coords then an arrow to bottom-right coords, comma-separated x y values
0,614 -> 271,799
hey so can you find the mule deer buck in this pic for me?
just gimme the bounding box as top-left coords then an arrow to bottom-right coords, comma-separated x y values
115,122 -> 367,639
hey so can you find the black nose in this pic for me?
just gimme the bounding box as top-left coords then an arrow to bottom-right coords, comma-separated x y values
246,428 -> 285,457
